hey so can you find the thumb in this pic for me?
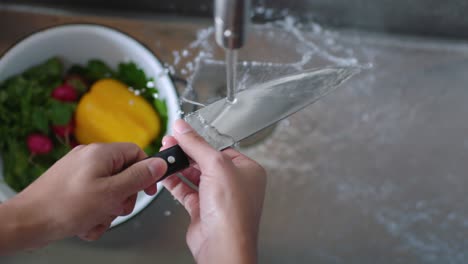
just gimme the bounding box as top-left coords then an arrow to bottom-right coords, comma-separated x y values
173,119 -> 220,171
110,158 -> 167,197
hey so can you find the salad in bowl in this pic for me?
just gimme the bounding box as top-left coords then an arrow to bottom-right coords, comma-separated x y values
0,24 -> 180,226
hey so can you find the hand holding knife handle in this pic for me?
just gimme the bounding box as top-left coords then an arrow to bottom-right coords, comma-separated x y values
153,0 -> 251,181
153,145 -> 190,181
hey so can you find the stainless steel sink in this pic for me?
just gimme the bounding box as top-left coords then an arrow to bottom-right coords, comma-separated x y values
2,0 -> 468,38
1,3 -> 468,264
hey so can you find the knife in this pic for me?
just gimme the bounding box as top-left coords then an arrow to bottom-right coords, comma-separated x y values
153,66 -> 359,180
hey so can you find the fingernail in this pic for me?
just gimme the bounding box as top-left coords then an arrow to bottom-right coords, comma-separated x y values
174,119 -> 192,134
162,136 -> 169,146
147,158 -> 167,177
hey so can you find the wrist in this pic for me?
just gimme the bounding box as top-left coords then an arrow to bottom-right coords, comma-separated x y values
0,195 -> 55,254
224,225 -> 258,263
195,222 -> 258,264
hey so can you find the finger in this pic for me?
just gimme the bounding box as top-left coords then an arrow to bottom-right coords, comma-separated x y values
144,184 -> 158,196
109,157 -> 167,197
143,136 -> 178,195
121,193 -> 137,216
161,135 -> 174,148
161,135 -> 177,150
172,119 -> 221,171
79,220 -> 114,241
69,144 -> 85,153
104,142 -> 148,174
179,167 -> 201,186
143,135 -> 177,195
159,135 -> 201,186
222,147 -> 257,167
162,175 -> 200,218
221,147 -> 243,160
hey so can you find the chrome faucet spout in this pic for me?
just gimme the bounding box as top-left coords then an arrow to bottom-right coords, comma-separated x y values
214,0 -> 250,50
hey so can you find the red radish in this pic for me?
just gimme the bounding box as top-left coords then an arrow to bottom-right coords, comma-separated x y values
51,83 -> 78,102
27,134 -> 53,155
52,119 -> 75,137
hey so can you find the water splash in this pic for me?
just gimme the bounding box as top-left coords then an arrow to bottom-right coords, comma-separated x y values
183,66 -> 360,151
167,15 -> 363,109
163,210 -> 172,217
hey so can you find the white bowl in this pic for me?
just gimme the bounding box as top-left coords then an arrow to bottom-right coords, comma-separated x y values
0,24 -> 180,227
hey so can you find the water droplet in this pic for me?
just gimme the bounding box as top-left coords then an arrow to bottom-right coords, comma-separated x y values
325,38 -> 335,46
255,6 -> 265,14
224,30 -> 233,37
186,62 -> 194,71
264,8 -> 274,18
147,81 -> 155,88
173,51 -> 181,65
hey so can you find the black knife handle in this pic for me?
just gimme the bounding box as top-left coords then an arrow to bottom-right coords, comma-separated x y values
153,145 -> 190,181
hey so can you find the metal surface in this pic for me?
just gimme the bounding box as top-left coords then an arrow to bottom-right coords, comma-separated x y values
1,7 -> 468,264
185,67 -> 357,150
214,0 -> 249,49
3,0 -> 468,39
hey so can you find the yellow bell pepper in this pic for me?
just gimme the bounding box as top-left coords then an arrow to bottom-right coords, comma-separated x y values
75,79 -> 161,148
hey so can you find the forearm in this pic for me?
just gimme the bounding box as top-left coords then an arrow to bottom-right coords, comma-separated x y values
0,196 -> 53,255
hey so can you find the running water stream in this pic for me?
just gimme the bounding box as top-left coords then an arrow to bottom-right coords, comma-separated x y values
225,49 -> 238,103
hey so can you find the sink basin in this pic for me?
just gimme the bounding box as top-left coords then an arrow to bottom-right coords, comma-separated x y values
3,0 -> 468,39
1,5 -> 468,264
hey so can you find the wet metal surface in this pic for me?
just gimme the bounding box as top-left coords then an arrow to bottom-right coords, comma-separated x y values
185,66 -> 358,151
1,7 -> 468,264
4,0 -> 468,39
243,32 -> 468,263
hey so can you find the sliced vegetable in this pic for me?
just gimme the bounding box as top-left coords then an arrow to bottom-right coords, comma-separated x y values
75,79 -> 161,148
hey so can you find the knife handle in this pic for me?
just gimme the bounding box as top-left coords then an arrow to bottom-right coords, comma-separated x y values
152,145 -> 190,181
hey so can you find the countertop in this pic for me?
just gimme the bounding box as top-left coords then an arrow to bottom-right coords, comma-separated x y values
1,6 -> 468,264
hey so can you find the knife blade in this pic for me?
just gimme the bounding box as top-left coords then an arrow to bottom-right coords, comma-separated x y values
153,66 -> 359,179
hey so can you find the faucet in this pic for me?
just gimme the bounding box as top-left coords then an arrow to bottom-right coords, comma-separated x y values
214,0 -> 250,103
214,0 -> 250,50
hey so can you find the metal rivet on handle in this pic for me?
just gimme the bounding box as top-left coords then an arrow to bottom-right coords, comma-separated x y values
167,156 -> 176,164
